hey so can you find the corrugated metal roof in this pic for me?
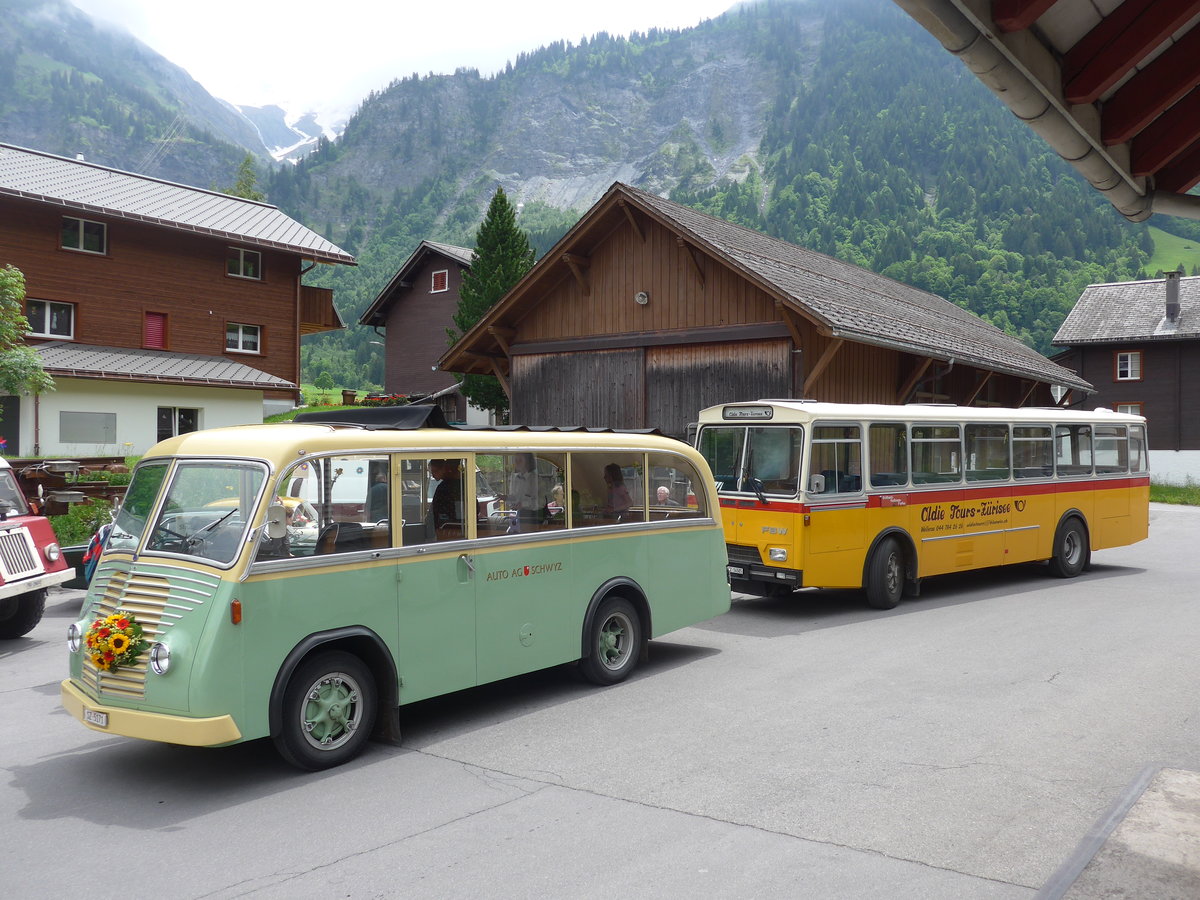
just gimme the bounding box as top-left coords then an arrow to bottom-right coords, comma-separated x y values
621,184 -> 1091,392
1054,275 -> 1200,344
0,143 -> 354,266
359,239 -> 474,326
33,342 -> 296,389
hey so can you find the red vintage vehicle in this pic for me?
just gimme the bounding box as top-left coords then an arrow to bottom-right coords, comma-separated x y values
0,458 -> 72,638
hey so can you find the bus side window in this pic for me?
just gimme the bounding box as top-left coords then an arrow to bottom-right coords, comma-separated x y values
965,424 -> 1010,482
912,425 -> 961,485
1094,425 -> 1128,474
810,425 -> 862,494
869,423 -> 908,487
1056,425 -> 1093,476
1013,426 -> 1053,478
569,452 -> 644,526
648,453 -> 707,520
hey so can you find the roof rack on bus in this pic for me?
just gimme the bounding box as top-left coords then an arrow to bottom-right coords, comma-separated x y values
292,404 -> 451,430
458,425 -> 664,435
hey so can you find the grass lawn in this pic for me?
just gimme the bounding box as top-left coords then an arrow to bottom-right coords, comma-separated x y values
1150,481 -> 1200,506
1146,226 -> 1200,276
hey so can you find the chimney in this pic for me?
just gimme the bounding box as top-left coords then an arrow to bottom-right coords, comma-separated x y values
75,153 -> 85,161
1166,270 -> 1181,323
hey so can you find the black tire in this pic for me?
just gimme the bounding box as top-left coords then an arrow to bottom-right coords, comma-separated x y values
1049,517 -> 1088,578
580,596 -> 642,686
273,650 -> 377,771
865,538 -> 905,610
0,589 -> 47,639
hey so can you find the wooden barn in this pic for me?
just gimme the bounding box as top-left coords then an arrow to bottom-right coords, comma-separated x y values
439,182 -> 1091,438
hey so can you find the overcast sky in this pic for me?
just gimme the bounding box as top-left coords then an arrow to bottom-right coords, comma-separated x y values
70,0 -> 736,126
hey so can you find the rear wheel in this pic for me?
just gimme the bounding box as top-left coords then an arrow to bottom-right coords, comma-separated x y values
274,650 -> 376,771
1049,518 -> 1088,578
865,538 -> 905,610
580,597 -> 642,685
0,589 -> 47,639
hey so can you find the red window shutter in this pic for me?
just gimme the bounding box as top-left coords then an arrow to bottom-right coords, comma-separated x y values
432,270 -> 448,292
144,312 -> 167,349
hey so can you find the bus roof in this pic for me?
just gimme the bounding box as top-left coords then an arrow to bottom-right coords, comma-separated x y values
143,422 -> 697,467
696,400 -> 1146,426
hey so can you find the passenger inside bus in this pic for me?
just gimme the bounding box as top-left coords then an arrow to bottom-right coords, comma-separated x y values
429,459 -> 464,540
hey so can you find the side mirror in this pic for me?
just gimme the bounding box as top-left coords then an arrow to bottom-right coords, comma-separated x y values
264,503 -> 288,540
808,474 -> 825,494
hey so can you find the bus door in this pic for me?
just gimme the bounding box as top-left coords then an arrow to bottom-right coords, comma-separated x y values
391,456 -> 477,703
471,452 -> 576,686
803,425 -> 866,586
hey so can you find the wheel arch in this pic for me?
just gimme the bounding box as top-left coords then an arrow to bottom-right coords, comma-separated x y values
862,527 -> 917,586
268,626 -> 401,744
580,577 -> 650,662
1056,508 -> 1091,544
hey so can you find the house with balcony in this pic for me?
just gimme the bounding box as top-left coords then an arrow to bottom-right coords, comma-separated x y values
0,142 -> 354,456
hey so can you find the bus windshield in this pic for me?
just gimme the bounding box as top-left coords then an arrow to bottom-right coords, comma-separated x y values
113,460 -> 266,564
698,425 -> 803,495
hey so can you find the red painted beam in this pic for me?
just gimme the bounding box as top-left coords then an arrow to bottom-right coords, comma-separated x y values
993,0 -> 1057,33
1154,139 -> 1200,193
1102,27 -> 1200,145
1064,0 -> 1200,105
1130,87 -> 1200,175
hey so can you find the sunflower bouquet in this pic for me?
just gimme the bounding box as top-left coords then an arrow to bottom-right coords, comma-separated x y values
84,611 -> 149,673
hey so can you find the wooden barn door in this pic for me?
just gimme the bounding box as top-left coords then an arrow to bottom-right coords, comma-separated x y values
646,340 -> 792,439
511,349 -> 645,428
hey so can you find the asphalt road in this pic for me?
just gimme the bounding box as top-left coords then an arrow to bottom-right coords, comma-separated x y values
4,503 -> 1198,899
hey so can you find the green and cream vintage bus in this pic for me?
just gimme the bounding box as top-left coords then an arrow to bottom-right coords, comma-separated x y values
60,407 -> 730,769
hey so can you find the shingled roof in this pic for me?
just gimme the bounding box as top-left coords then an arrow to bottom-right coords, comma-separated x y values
1054,275 -> 1200,344
33,342 -> 295,390
442,182 -> 1091,393
0,143 -> 354,266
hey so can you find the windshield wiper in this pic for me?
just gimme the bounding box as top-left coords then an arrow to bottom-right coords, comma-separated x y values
186,507 -> 238,546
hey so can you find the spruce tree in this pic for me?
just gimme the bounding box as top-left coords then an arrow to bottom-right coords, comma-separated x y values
449,187 -> 534,417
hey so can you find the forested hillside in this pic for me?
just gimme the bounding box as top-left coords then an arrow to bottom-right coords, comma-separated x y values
0,0 -> 266,186
0,0 -> 1175,393
278,0 -> 1155,390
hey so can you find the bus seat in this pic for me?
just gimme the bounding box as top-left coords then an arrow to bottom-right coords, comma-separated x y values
316,522 -> 339,554
437,522 -> 463,541
334,521 -> 365,552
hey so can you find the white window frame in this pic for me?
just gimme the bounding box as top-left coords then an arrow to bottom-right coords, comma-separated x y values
1115,402 -> 1143,416
26,299 -> 75,339
61,216 -> 107,255
431,269 -> 449,293
226,322 -> 262,354
227,248 -> 263,280
1116,351 -> 1143,381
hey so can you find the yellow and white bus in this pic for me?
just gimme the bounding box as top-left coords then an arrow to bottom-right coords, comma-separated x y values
61,407 -> 730,770
695,400 -> 1150,608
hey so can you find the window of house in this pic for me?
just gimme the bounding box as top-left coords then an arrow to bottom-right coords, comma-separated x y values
227,248 -> 262,280
60,411 -> 116,444
61,217 -> 107,254
431,269 -> 449,292
157,407 -> 199,442
1116,402 -> 1143,416
26,299 -> 75,339
1115,351 -> 1143,381
226,323 -> 261,353
144,312 -> 167,349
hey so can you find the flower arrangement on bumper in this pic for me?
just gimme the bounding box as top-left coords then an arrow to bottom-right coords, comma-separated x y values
85,611 -> 149,672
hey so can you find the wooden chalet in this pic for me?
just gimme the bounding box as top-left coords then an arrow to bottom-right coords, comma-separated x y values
439,182 -> 1092,437
0,143 -> 354,455
358,240 -> 476,423
1054,270 -> 1200,483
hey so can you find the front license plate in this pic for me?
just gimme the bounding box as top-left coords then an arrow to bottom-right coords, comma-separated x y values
83,708 -> 108,728
727,565 -> 744,576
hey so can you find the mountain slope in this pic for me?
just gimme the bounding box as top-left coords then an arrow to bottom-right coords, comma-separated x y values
0,0 -> 267,185
280,0 -> 1149,388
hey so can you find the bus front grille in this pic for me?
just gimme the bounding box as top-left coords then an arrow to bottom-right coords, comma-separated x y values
726,544 -> 763,566
81,563 -> 220,699
0,527 -> 42,581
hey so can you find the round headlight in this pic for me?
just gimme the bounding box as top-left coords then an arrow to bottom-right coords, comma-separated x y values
45,542 -> 61,562
149,642 -> 171,676
67,622 -> 81,653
